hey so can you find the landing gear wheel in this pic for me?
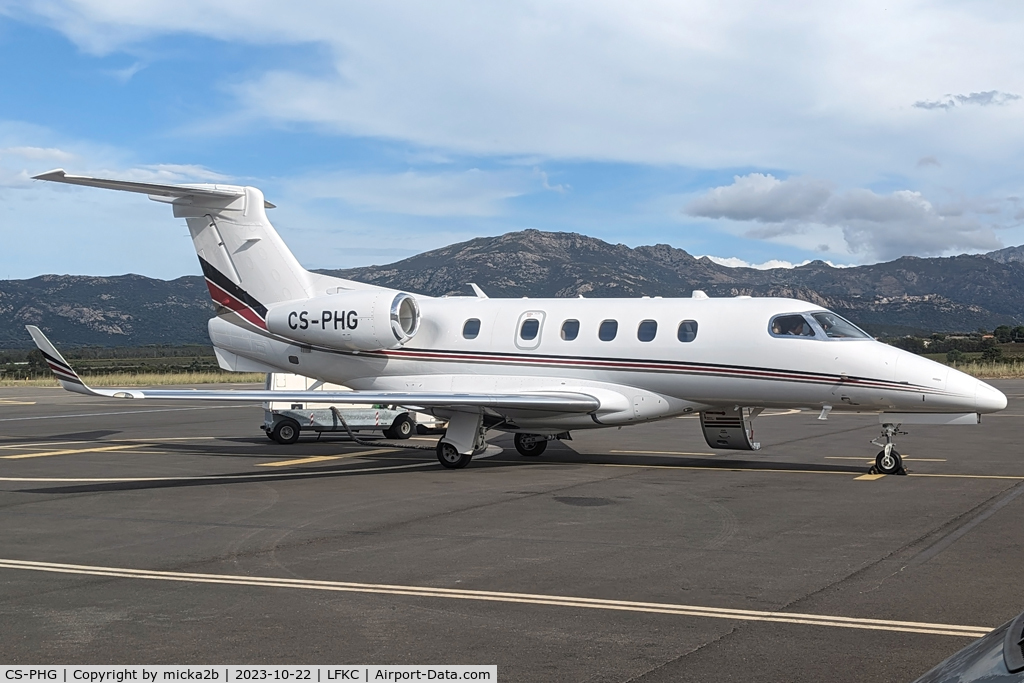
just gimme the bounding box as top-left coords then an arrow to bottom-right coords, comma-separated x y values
383,414 -> 414,440
514,433 -> 548,457
875,448 -> 903,475
437,441 -> 472,469
271,418 -> 301,445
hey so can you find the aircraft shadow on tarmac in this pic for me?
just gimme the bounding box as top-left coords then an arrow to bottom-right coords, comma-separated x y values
13,437 -> 871,495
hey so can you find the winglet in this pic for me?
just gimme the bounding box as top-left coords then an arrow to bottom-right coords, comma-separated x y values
25,326 -> 97,396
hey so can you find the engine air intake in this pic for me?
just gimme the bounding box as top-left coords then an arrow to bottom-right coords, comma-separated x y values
266,290 -> 420,352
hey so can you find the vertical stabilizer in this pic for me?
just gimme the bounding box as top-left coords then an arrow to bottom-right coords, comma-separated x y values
33,170 -> 317,331
173,186 -> 314,329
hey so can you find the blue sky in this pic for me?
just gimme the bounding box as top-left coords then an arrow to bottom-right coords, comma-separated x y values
1,1 -> 1023,280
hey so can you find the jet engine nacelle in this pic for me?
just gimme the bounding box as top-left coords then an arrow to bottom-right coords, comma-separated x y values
266,290 -> 420,351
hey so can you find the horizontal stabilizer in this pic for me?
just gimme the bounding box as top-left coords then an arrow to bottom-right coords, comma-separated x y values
32,169 -> 275,208
26,326 -> 599,414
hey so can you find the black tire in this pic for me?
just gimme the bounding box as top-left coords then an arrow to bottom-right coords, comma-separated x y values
437,441 -> 472,469
265,429 -> 276,441
514,433 -> 548,457
875,448 -> 902,475
383,413 -> 414,440
271,418 -> 301,445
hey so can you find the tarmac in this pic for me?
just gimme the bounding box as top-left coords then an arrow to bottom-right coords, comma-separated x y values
1,381 -> 1022,682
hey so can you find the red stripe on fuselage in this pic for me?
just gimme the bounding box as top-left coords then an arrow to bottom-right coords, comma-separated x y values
206,279 -> 267,330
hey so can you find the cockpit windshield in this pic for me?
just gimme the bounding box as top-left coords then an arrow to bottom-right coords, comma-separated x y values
811,312 -> 870,339
771,314 -> 816,337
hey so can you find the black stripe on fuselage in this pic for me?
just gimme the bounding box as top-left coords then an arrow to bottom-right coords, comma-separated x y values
198,256 -> 268,319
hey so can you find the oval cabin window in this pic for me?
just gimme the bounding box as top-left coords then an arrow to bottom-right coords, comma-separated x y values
463,319 -> 481,339
520,318 -> 540,340
637,320 -> 657,342
677,320 -> 698,342
599,320 -> 618,341
561,319 -> 580,341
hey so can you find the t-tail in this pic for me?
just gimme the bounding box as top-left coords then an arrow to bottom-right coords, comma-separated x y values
32,169 -> 361,332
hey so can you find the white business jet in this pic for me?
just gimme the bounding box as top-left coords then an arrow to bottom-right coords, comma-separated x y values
26,170 -> 1007,474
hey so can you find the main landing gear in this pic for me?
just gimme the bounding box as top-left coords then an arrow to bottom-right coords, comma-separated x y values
870,423 -> 908,475
513,433 -> 548,457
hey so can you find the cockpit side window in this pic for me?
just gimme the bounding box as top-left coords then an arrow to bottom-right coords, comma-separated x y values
811,312 -> 870,339
769,314 -> 817,338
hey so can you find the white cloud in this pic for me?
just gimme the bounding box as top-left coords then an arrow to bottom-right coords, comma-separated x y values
699,255 -> 850,269
4,2 -> 1024,269
686,174 -> 1003,260
0,146 -> 78,162
288,169 -> 529,217
8,0 -> 1024,178
685,173 -> 830,223
913,90 -> 1021,110
108,60 -> 146,83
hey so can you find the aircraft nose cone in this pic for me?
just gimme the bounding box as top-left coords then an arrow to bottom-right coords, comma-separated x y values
976,380 -> 1007,413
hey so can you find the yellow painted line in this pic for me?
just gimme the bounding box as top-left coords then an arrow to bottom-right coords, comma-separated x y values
910,473 -> 1024,480
602,462 -> 1024,481
0,558 -> 990,638
496,458 -> 1024,482
257,449 -> 400,467
1,444 -> 137,460
598,463 -> 856,475
258,456 -> 345,467
855,474 -> 887,481
0,437 -> 218,450
0,460 -> 439,483
0,399 -> 36,405
611,450 -> 716,456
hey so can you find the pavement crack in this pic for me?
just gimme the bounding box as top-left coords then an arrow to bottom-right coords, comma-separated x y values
623,624 -> 741,682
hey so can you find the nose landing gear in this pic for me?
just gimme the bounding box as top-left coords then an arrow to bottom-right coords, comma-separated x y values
870,423 -> 908,475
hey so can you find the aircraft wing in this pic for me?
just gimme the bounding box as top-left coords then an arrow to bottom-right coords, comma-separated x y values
25,326 -> 599,414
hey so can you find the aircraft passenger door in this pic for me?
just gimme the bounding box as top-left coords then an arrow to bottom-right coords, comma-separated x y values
514,311 -> 546,350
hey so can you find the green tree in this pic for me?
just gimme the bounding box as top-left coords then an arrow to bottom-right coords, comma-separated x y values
946,349 -> 965,364
994,325 -> 1013,343
26,349 -> 47,374
891,337 -> 927,354
980,340 -> 1003,363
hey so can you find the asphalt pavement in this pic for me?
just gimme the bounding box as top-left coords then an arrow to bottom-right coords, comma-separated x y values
1,382 -> 1022,682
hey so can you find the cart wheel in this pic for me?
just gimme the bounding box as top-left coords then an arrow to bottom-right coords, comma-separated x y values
265,429 -> 276,441
271,418 -> 301,445
384,414 -> 414,440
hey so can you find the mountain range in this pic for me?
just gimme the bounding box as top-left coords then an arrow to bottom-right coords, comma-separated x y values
3,230 -> 1022,348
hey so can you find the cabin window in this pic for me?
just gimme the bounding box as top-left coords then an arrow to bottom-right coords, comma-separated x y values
520,318 -> 540,340
677,320 -> 698,342
770,314 -> 816,337
463,319 -> 481,339
811,312 -> 870,339
599,320 -> 618,341
561,319 -> 580,341
637,320 -> 658,342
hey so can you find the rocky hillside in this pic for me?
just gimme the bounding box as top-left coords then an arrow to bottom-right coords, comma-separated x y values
3,230 -> 1022,347
323,230 -> 1024,335
985,244 -> 1024,264
0,274 -> 213,347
